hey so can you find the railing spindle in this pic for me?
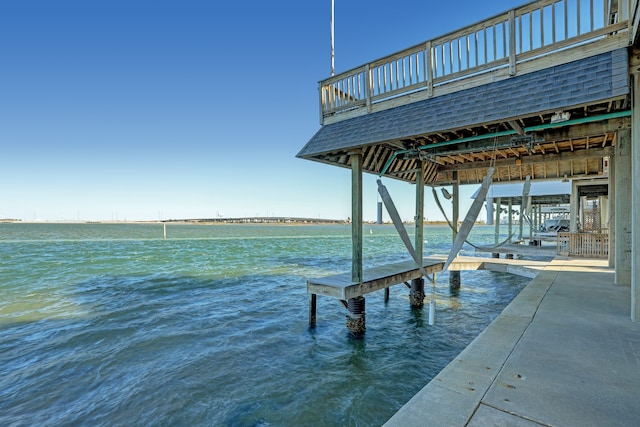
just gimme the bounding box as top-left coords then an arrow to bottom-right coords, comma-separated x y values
540,6 -> 545,46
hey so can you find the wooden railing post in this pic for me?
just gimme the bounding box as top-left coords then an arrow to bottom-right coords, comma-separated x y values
425,41 -> 433,97
365,64 -> 372,113
509,9 -> 517,76
319,82 -> 325,125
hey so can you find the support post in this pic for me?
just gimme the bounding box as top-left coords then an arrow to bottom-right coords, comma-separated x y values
349,152 -> 366,332
609,145 -> 615,268
632,72 -> 640,321
309,293 -> 317,328
346,296 -> 366,336
486,196 -> 494,225
506,199 -> 514,259
415,160 -> 424,263
409,278 -> 425,307
351,152 -> 363,283
450,172 -> 461,289
528,196 -> 533,243
493,197 -> 501,257
412,160 -> 428,304
615,128 -> 631,284
508,199 -> 513,242
519,200 -> 524,242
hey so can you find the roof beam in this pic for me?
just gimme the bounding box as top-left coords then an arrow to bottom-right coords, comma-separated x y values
437,146 -> 613,173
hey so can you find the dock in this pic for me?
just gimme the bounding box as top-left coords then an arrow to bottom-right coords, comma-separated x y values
384,257 -> 640,426
307,258 -> 443,301
307,255 -> 550,330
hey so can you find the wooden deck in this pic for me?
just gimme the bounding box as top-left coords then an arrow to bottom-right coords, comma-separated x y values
307,258 -> 444,300
307,255 -> 549,301
307,255 -> 550,328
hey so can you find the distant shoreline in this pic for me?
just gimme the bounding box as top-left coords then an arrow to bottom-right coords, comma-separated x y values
1,218 -> 479,226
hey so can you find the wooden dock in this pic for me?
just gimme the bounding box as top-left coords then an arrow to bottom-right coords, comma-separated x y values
307,258 -> 443,300
307,255 -> 550,329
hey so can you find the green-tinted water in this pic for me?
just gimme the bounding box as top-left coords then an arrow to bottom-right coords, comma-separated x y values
0,223 -> 532,425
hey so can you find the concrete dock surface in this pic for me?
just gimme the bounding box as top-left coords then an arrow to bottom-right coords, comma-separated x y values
385,257 -> 640,426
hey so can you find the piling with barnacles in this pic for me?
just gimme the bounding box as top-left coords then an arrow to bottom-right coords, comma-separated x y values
346,296 -> 366,336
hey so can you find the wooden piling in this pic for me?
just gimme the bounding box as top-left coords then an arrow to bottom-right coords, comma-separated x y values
351,151 -> 363,283
493,197 -> 501,258
309,293 -> 317,328
450,172 -> 461,289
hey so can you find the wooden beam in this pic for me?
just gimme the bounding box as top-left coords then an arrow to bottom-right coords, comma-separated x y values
437,146 -> 614,172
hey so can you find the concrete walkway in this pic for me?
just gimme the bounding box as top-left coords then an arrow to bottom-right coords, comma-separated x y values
384,257 -> 640,426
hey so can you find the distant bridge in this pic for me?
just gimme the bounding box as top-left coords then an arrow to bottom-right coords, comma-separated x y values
163,217 -> 346,224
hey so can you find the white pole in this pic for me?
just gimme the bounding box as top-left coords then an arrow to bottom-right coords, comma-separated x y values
163,222 -> 166,239
429,299 -> 436,325
331,0 -> 335,76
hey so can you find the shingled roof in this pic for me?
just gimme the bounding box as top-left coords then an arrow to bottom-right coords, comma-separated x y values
298,48 -> 629,160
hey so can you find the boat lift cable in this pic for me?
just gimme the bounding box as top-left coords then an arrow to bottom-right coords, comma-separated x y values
442,167 -> 496,272
376,179 -> 434,283
431,186 -> 517,251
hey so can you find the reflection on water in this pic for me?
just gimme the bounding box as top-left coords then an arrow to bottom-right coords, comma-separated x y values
0,223 -> 534,426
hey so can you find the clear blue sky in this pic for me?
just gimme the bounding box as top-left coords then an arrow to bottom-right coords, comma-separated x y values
0,0 -> 522,222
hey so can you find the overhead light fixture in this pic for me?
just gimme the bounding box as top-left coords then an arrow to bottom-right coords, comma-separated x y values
550,111 -> 571,124
441,188 -> 452,200
562,174 -> 569,183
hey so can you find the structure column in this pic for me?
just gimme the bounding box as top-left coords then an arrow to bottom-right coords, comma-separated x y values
519,203 -> 524,242
609,150 -> 615,268
615,128 -> 631,285
505,199 -> 514,258
632,73 -> 640,321
348,151 -> 366,334
411,160 -> 426,306
450,172 -> 461,289
493,197 -> 501,257
528,196 -> 533,243
351,151 -> 363,283
486,197 -> 494,225
570,180 -> 580,233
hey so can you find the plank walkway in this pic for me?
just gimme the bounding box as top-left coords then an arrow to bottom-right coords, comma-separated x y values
384,257 -> 640,426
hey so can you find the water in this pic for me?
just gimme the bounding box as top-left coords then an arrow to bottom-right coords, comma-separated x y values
0,223 -> 534,426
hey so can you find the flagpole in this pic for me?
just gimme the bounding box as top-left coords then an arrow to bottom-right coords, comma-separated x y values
331,0 -> 335,76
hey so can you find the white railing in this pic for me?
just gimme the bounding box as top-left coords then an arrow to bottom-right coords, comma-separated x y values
320,0 -> 630,123
557,232 -> 609,257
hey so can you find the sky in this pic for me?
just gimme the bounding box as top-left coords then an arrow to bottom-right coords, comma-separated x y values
0,0 -> 524,222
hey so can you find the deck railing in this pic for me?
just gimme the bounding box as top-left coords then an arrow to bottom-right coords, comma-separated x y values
320,0 -> 631,124
557,232 -> 609,257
